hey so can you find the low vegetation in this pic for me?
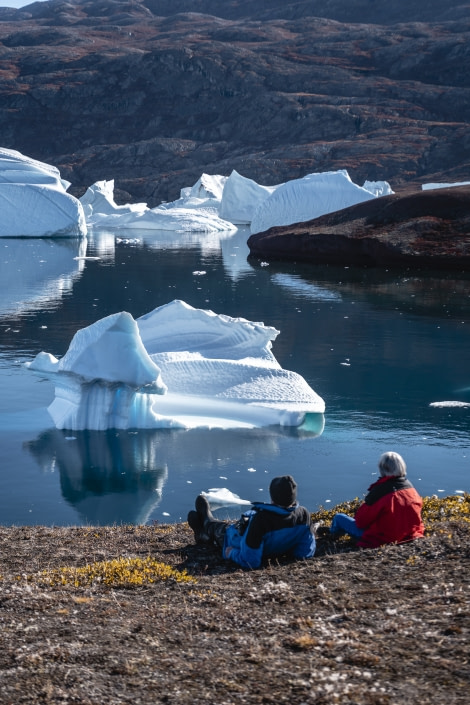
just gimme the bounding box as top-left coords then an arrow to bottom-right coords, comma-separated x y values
0,495 -> 468,704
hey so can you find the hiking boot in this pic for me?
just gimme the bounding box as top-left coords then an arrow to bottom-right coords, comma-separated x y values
187,510 -> 210,544
195,494 -> 216,529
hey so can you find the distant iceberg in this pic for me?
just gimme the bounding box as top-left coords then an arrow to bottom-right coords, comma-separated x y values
26,300 -> 325,431
1,148 -> 398,237
422,181 -> 470,190
219,170 -> 280,224
250,170 -> 393,234
0,148 -> 87,238
81,178 -> 236,233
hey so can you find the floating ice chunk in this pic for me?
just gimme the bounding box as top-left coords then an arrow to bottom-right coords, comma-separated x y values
429,401 -> 470,408
219,170 -> 280,224
201,488 -> 252,507
250,170 -> 379,235
82,177 -> 236,233
0,149 -> 86,238
26,300 -> 325,431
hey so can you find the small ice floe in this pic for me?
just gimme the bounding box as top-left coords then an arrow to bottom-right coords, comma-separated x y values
429,401 -> 470,408
201,488 -> 252,507
192,271 -> 207,276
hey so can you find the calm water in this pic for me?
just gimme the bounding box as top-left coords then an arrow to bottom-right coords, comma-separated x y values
0,228 -> 469,526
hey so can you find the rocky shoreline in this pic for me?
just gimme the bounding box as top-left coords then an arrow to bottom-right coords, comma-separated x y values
0,496 -> 468,704
248,186 -> 470,269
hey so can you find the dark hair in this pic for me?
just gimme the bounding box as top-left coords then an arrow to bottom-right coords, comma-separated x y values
269,475 -> 297,507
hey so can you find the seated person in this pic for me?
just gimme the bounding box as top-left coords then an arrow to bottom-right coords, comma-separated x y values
188,475 -> 316,569
329,451 -> 425,548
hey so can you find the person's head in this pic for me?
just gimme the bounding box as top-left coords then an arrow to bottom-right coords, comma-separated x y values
269,475 -> 297,507
378,451 -> 407,478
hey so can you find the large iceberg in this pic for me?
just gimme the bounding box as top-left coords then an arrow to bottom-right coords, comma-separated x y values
250,170 -> 393,234
0,148 -> 87,238
26,300 -> 325,431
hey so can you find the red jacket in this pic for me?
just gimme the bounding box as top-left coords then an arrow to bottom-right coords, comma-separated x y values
355,476 -> 425,549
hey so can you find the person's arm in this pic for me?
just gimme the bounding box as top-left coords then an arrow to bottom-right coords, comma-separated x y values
354,499 -> 381,530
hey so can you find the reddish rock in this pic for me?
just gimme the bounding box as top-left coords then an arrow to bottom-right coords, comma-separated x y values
247,187 -> 470,270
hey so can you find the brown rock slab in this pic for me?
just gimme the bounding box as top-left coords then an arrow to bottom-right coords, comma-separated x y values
247,186 -> 470,270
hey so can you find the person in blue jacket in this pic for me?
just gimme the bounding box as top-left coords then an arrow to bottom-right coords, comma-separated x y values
187,475 -> 316,570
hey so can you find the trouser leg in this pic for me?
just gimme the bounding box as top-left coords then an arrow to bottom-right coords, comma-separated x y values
330,512 -> 364,538
206,519 -> 229,548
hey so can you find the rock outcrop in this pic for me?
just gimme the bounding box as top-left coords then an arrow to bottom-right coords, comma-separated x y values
0,0 -> 469,204
247,187 -> 470,269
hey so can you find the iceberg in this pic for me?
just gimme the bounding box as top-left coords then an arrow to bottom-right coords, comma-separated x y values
219,170 -> 280,224
81,177 -> 236,233
26,300 -> 325,431
250,170 -> 392,234
422,180 -> 470,190
0,148 -> 87,238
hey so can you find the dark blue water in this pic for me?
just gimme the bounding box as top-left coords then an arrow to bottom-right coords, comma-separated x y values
1,229 -> 469,525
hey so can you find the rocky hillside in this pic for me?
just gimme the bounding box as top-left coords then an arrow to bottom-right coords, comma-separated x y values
0,0 -> 469,204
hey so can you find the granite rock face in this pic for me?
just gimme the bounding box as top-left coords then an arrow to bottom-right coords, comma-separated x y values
247,187 -> 470,269
0,0 -> 469,204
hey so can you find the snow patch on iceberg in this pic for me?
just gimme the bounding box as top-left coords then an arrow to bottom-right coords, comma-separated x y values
26,300 -> 325,431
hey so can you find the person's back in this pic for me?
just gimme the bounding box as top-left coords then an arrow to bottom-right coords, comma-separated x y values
329,451 -> 425,548
188,475 -> 316,569
355,474 -> 424,548
224,500 -> 315,569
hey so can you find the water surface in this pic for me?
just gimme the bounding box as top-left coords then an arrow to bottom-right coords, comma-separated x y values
0,229 -> 468,525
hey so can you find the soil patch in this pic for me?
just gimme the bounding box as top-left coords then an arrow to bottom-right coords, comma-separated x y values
0,513 -> 469,704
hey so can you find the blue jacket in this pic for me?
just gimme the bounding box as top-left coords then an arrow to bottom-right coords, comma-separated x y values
223,502 -> 316,570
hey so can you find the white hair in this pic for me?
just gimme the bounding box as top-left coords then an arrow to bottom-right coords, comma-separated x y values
378,451 -> 407,478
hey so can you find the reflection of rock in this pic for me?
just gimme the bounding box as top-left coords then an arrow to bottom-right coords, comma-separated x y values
25,429 -> 168,525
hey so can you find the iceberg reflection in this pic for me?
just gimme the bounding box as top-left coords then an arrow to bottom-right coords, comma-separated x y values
0,238 -> 87,317
25,417 -> 324,525
25,429 -> 168,526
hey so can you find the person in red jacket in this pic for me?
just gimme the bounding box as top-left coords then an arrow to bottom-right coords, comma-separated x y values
329,451 -> 425,548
